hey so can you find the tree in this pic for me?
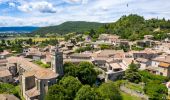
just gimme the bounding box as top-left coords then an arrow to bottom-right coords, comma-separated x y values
89,29 -> 96,38
27,38 -> 33,45
97,81 -> 122,100
125,62 -> 141,83
75,85 -> 101,100
77,62 -> 98,85
0,47 -> 4,52
59,76 -> 82,99
100,44 -> 111,50
46,76 -> 82,100
0,83 -> 19,97
45,84 -> 66,100
144,81 -> 167,100
63,62 -> 77,77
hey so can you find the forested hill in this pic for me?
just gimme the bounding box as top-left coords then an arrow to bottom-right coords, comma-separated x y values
98,14 -> 170,40
33,21 -> 105,34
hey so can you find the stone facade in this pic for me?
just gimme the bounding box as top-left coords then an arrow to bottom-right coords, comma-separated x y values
51,46 -> 64,76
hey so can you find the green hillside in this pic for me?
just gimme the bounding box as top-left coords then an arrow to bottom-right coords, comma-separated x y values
33,14 -> 170,41
33,21 -> 105,34
97,14 -> 170,40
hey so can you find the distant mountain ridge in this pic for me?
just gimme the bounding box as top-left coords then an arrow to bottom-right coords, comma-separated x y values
0,26 -> 39,33
33,21 -> 105,34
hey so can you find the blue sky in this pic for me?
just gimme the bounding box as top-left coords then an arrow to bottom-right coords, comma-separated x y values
0,0 -> 170,26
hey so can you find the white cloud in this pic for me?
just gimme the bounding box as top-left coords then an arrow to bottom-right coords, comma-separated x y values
9,2 -> 16,7
63,0 -> 88,4
18,1 -> 57,13
64,0 -> 81,3
0,0 -> 170,26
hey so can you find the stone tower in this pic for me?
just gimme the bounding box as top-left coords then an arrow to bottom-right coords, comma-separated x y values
51,45 -> 64,76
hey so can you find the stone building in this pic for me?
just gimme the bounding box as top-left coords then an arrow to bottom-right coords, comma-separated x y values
51,46 -> 64,76
0,69 -> 13,83
6,45 -> 64,100
147,56 -> 170,77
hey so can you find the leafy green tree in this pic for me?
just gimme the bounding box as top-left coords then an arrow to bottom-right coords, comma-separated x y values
27,38 -> 33,45
64,62 -> 77,77
97,81 -> 122,100
0,47 -> 4,52
97,14 -> 170,41
144,81 -> 167,100
45,84 -> 66,100
59,76 -> 82,99
0,83 -> 19,97
139,70 -> 168,83
75,85 -> 101,100
125,62 -> 141,83
75,45 -> 93,53
89,29 -> 96,38
100,44 -> 111,50
77,62 -> 98,85
46,76 -> 82,100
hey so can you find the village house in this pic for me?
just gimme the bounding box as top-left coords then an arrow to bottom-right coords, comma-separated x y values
0,57 -> 8,69
144,35 -> 154,40
136,40 -> 153,47
0,54 -> 14,83
104,58 -> 125,81
0,69 -> 13,83
0,50 -> 12,58
98,34 -> 120,45
92,50 -> 125,68
23,48 -> 45,60
64,53 -> 92,64
136,58 -> 151,70
69,53 -> 91,59
131,49 -> 158,59
154,43 -> 170,54
117,39 -> 131,47
146,55 -> 170,77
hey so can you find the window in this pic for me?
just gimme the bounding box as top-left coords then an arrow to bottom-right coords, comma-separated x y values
160,72 -> 163,76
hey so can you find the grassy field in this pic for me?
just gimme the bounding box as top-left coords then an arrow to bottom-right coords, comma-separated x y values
125,82 -> 144,92
121,92 -> 142,100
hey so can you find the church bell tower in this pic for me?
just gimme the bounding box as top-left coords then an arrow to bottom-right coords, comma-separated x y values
51,45 -> 64,76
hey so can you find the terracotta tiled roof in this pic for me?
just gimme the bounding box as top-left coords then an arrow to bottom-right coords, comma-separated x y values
25,87 -> 40,98
23,71 -> 35,77
70,53 -> 91,58
136,58 -> 149,63
153,56 -> 170,64
0,94 -> 19,100
34,69 -> 58,79
0,69 -> 12,77
7,57 -> 58,79
64,59 -> 92,63
109,63 -> 122,69
95,50 -> 124,57
0,59 -> 8,64
159,62 -> 170,68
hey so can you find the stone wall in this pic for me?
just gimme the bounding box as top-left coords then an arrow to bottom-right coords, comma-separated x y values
105,71 -> 124,82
